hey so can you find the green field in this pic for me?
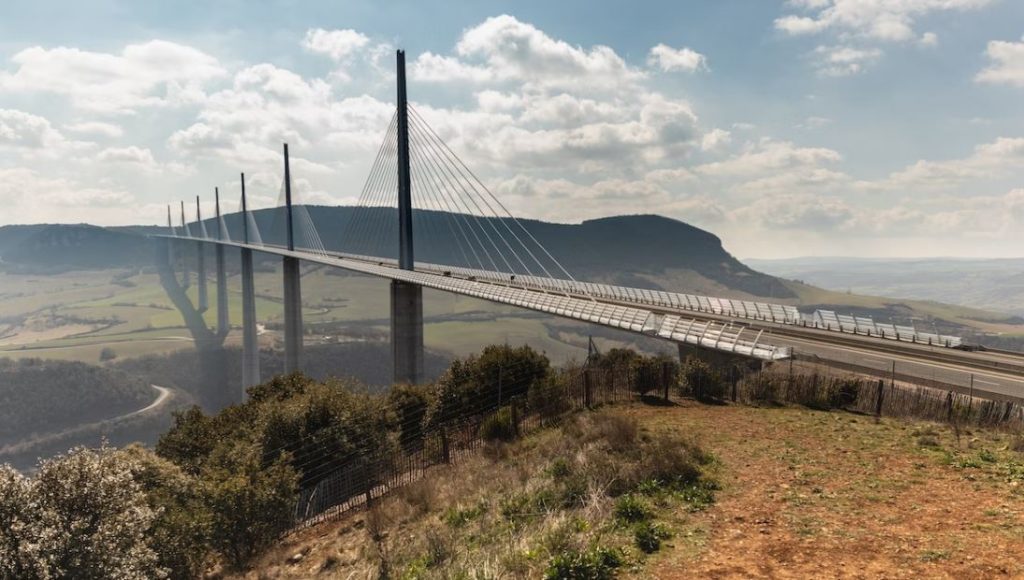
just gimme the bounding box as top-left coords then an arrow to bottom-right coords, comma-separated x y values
0,266 -> 598,365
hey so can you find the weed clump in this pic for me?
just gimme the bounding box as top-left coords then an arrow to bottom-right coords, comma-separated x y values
613,494 -> 652,524
544,546 -> 623,580
634,520 -> 672,553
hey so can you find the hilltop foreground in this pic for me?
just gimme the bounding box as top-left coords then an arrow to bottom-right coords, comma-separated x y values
244,403 -> 1024,579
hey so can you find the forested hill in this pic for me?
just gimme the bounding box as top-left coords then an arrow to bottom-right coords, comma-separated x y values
0,209 -> 792,298
0,224 -> 152,271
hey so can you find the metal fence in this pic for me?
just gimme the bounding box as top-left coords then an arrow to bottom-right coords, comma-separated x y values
278,362 -> 674,532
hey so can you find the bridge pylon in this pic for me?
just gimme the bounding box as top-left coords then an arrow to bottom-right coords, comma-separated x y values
281,143 -> 304,374
239,173 -> 261,396
195,196 -> 208,313
214,187 -> 229,337
391,49 -> 424,384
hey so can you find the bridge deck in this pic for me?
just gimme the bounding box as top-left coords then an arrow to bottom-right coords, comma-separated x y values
163,236 -> 1024,400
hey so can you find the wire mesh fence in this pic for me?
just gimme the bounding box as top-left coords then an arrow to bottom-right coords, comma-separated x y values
278,361 -> 673,532
276,349 -> 1024,535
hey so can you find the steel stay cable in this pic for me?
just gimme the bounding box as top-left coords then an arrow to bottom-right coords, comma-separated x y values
408,111 -> 548,287
406,123 -> 502,272
341,113 -> 395,254
408,132 -> 487,271
405,133 -> 477,268
410,106 -> 582,296
407,116 -> 525,279
343,114 -> 397,254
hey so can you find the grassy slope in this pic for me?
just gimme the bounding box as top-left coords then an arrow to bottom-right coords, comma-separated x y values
247,402 -> 1024,578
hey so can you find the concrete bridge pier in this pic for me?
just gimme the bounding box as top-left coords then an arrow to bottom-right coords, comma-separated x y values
214,189 -> 229,337
391,280 -> 424,384
282,256 -> 303,374
196,242 -> 208,312
195,196 -> 208,313
240,247 -> 260,396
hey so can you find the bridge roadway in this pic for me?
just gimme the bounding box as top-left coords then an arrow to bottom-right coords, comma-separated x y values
171,236 -> 1024,402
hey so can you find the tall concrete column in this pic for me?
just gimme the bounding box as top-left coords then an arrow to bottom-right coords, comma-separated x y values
391,281 -> 423,383
214,188 -> 229,337
240,174 -> 260,396
391,49 -> 424,384
195,196 -> 208,313
282,144 -> 303,374
180,201 -> 190,290
282,257 -> 302,374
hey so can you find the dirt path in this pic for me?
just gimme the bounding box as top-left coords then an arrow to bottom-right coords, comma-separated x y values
637,403 -> 1024,579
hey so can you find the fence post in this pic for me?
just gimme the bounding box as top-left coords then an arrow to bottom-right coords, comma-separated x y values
731,367 -> 738,403
946,391 -> 954,422
584,368 -> 593,409
510,398 -> 520,438
875,379 -> 884,419
662,362 -> 671,403
441,427 -> 450,464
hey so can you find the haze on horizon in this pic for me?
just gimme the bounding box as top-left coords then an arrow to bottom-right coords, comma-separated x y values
0,0 -> 1023,259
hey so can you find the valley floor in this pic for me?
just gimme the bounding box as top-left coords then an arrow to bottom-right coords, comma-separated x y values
246,402 -> 1024,579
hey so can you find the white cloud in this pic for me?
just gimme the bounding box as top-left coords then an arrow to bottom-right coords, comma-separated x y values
976,36 -> 1024,87
97,145 -> 156,165
775,0 -> 994,42
413,14 -> 645,91
302,28 -> 370,61
777,1 -> 991,77
696,139 -> 842,177
64,121 -> 124,138
0,40 -> 225,114
883,137 -> 1024,190
412,52 -> 493,83
813,45 -> 882,76
647,44 -> 708,73
734,193 -> 855,231
0,167 -> 139,224
700,128 -> 731,151
0,108 -> 72,150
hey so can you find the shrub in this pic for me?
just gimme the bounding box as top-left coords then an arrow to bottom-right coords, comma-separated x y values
680,357 -> 724,402
545,546 -> 623,580
529,373 -> 571,421
0,465 -> 47,579
388,384 -> 433,452
634,521 -> 671,553
120,445 -> 212,580
200,441 -> 298,569
99,347 -> 118,361
613,494 -> 652,524
0,446 -> 166,579
479,406 -> 517,442
431,345 -> 550,429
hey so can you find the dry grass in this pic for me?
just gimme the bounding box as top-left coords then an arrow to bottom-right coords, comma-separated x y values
237,407 -> 714,578
235,401 -> 1024,579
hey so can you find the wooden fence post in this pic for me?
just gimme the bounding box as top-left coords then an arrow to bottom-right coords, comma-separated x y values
441,428 -> 450,464
875,379 -> 885,418
662,362 -> 671,403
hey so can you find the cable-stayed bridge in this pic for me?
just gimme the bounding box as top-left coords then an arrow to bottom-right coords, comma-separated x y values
155,50 -> 1024,404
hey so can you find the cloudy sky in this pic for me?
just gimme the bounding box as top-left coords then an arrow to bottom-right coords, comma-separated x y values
1,0 -> 1023,258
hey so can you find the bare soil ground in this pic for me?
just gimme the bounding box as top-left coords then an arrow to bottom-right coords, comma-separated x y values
247,402 -> 1024,579
644,403 -> 1024,579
